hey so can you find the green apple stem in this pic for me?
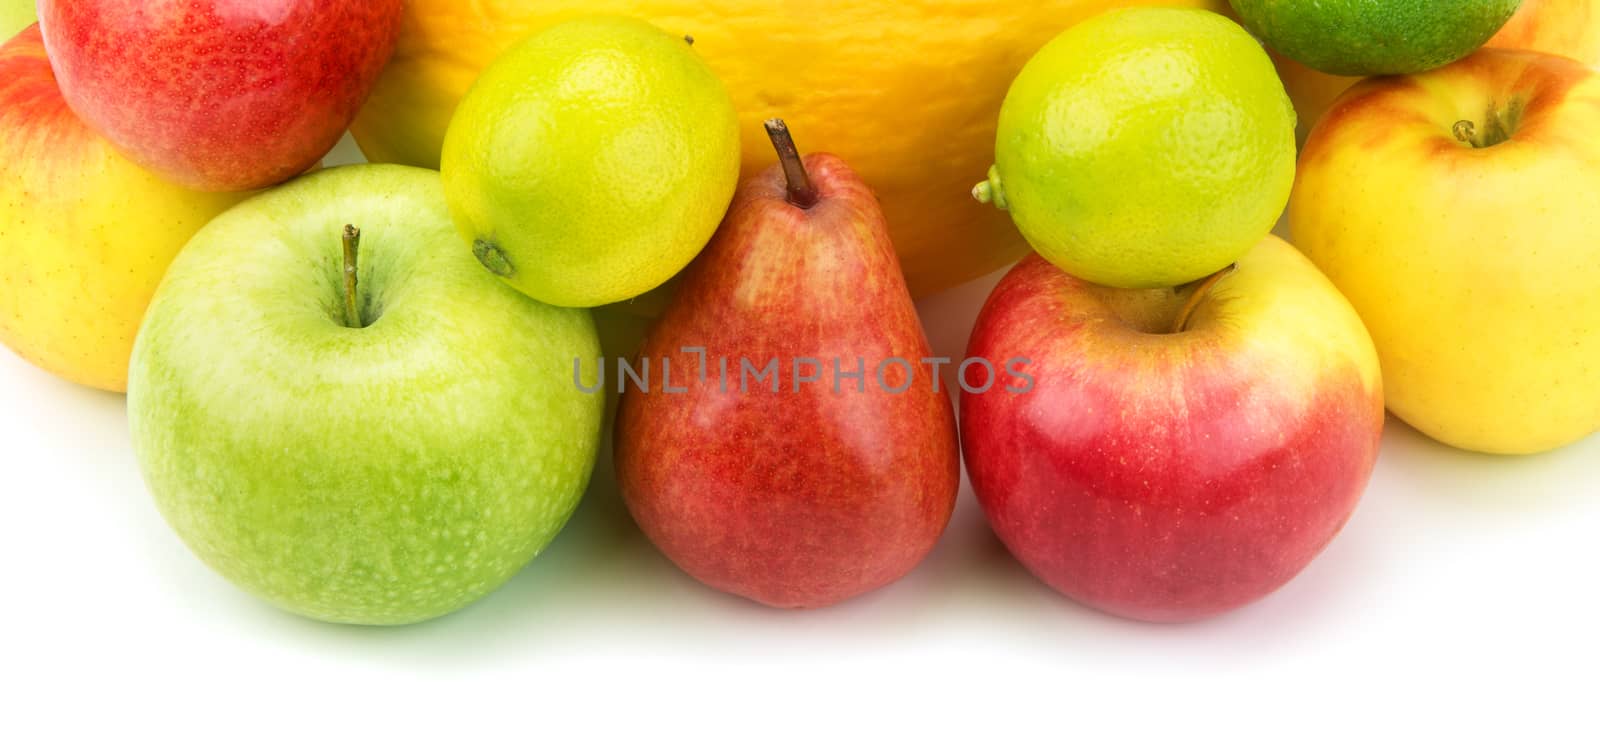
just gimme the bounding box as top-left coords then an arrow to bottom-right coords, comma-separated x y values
764,118 -> 819,209
341,224 -> 363,329
1170,264 -> 1236,334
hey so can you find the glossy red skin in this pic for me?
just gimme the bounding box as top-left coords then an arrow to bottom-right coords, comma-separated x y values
960,255 -> 1382,623
615,154 -> 961,609
37,0 -> 402,191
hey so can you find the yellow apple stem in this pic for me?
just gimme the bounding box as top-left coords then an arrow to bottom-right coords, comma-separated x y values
342,224 -> 363,329
1454,100 -> 1523,149
764,118 -> 819,209
1170,264 -> 1237,334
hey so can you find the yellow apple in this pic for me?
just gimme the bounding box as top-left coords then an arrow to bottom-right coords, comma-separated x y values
1276,0 -> 1600,138
1291,49 -> 1600,455
0,27 -> 246,392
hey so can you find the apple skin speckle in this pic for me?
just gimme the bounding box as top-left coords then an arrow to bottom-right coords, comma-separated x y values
127,166 -> 604,625
36,0 -> 404,191
960,245 -> 1384,623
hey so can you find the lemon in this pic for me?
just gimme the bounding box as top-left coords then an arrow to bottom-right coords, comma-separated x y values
977,7 -> 1296,289
440,15 -> 740,308
1231,0 -> 1523,76
353,1 -> 1232,299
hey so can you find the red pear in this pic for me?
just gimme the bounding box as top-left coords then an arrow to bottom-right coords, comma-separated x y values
614,121 -> 960,609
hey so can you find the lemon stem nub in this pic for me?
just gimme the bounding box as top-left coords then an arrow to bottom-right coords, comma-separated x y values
474,239 -> 516,277
764,118 -> 819,209
972,165 -> 1009,210
341,224 -> 363,329
1171,264 -> 1237,334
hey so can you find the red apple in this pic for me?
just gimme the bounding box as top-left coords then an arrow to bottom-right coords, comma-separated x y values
960,238 -> 1384,622
36,0 -> 403,191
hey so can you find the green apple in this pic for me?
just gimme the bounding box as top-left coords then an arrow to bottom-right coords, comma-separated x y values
128,165 -> 604,625
1,1 -> 35,41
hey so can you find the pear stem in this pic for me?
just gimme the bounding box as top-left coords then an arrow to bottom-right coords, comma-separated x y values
1170,264 -> 1236,334
341,224 -> 362,329
764,118 -> 818,209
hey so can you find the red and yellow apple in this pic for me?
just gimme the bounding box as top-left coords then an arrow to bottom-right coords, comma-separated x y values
0,27 -> 246,392
960,237 -> 1383,622
1276,0 -> 1600,136
1292,50 -> 1600,455
36,0 -> 403,191
1492,0 -> 1600,60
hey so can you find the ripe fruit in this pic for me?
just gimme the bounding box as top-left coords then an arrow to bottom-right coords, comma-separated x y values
977,8 -> 1295,289
350,0 -> 1230,298
1230,0 -> 1522,76
0,27 -> 245,392
128,165 -> 604,624
1292,50 -> 1600,455
1,0 -> 34,40
614,122 -> 960,609
1491,0 -> 1600,61
36,0 -> 403,191
440,16 -> 739,308
961,237 -> 1383,622
1273,0 -> 1600,136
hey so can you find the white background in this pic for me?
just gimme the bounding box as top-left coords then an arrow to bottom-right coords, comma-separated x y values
3,138 -> 1597,737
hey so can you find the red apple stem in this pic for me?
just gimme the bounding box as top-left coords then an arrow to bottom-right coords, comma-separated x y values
1170,264 -> 1237,334
764,119 -> 819,209
342,224 -> 363,329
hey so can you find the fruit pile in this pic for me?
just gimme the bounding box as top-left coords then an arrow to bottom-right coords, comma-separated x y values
0,1 -> 1595,627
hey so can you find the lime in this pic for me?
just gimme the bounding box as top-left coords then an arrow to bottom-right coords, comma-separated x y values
440,15 -> 740,308
977,8 -> 1296,290
1231,0 -> 1522,76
